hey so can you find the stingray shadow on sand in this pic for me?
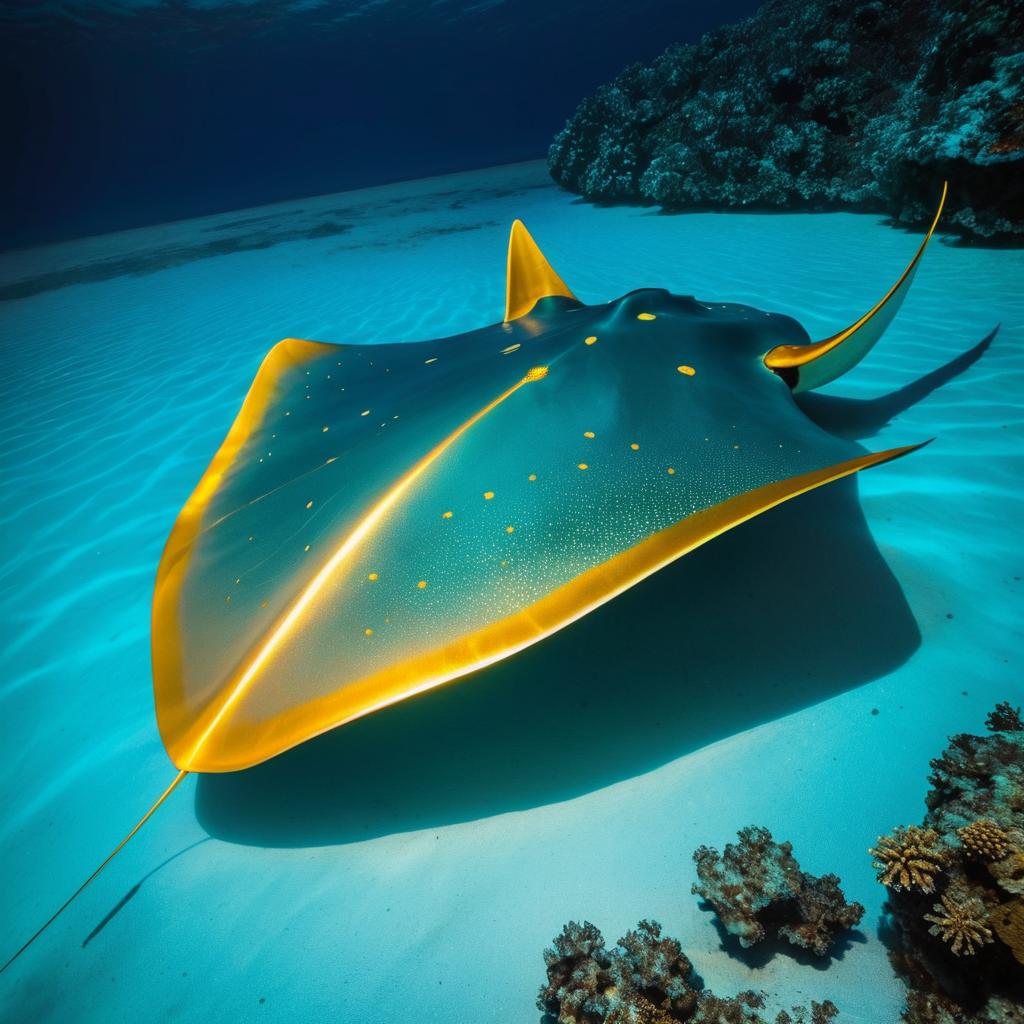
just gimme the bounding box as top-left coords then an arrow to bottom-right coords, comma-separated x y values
194,332 -> 994,848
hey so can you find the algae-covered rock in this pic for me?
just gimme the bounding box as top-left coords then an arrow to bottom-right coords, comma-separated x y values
538,918 -> 838,1023
692,826 -> 864,956
548,0 -> 1024,242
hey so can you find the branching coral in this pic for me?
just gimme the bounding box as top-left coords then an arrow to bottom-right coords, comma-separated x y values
958,819 -> 1012,862
692,826 -> 863,955
871,703 -> 1024,1024
923,891 -> 994,957
870,826 -> 946,894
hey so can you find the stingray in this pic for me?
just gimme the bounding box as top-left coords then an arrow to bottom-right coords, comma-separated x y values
2,185 -> 948,971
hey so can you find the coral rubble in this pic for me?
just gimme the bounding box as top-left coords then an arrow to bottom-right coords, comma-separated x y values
692,826 -> 864,956
538,918 -> 838,1023
548,0 -> 1024,241
874,704 -> 1024,1022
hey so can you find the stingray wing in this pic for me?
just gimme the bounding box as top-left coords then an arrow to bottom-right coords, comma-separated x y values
153,316 -> 919,772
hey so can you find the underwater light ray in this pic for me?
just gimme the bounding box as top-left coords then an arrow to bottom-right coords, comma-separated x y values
3,190 -> 948,972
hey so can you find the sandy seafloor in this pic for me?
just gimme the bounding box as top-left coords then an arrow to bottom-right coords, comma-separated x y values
0,160 -> 1021,1023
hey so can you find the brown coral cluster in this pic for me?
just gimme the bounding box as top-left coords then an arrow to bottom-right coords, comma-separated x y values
923,891 -> 994,957
871,702 -> 1024,1023
538,918 -> 838,1024
693,826 -> 863,956
957,819 -> 1011,862
870,826 -> 945,893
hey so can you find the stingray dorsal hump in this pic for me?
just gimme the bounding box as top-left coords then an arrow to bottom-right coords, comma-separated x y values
504,219 -> 578,321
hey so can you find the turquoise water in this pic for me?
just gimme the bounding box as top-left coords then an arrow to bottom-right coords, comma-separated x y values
0,160 -> 1021,1021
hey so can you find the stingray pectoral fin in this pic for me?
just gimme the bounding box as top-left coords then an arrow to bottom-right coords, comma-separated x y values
765,183 -> 947,393
163,440 -> 925,773
504,219 -> 579,321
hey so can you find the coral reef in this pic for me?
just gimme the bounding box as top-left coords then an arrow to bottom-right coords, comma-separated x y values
538,918 -> 839,1024
692,826 -> 863,956
873,704 -> 1024,1022
548,0 -> 1024,242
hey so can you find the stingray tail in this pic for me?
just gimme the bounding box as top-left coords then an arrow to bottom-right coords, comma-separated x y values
0,769 -> 189,974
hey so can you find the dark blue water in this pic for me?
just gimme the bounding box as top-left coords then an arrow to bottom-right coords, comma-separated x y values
1,0 -> 760,249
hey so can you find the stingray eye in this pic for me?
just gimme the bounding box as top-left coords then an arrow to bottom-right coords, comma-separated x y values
763,183 -> 946,393
767,363 -> 800,389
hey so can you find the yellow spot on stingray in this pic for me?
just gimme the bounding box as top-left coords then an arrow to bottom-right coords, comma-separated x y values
578,463 -> 589,471
528,473 -> 537,481
667,467 -> 676,475
637,313 -> 657,321
584,336 -> 597,346
524,365 -> 548,382
361,410 -> 370,417
368,572 -> 379,581
442,511 -> 453,519
364,628 -> 374,637
583,431 -> 595,439
483,491 -> 495,500
501,344 -> 521,355
425,357 -> 438,364
630,443 -> 640,451
505,525 -> 515,534
677,365 -> 696,376
305,500 -> 314,509
417,580 -> 428,589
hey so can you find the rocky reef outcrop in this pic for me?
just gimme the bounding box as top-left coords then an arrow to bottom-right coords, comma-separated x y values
548,0 -> 1024,241
692,827 -> 864,957
872,702 -> 1024,1023
538,918 -> 839,1023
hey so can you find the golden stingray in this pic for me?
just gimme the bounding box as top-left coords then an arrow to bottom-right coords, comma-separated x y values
2,189 -> 947,972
